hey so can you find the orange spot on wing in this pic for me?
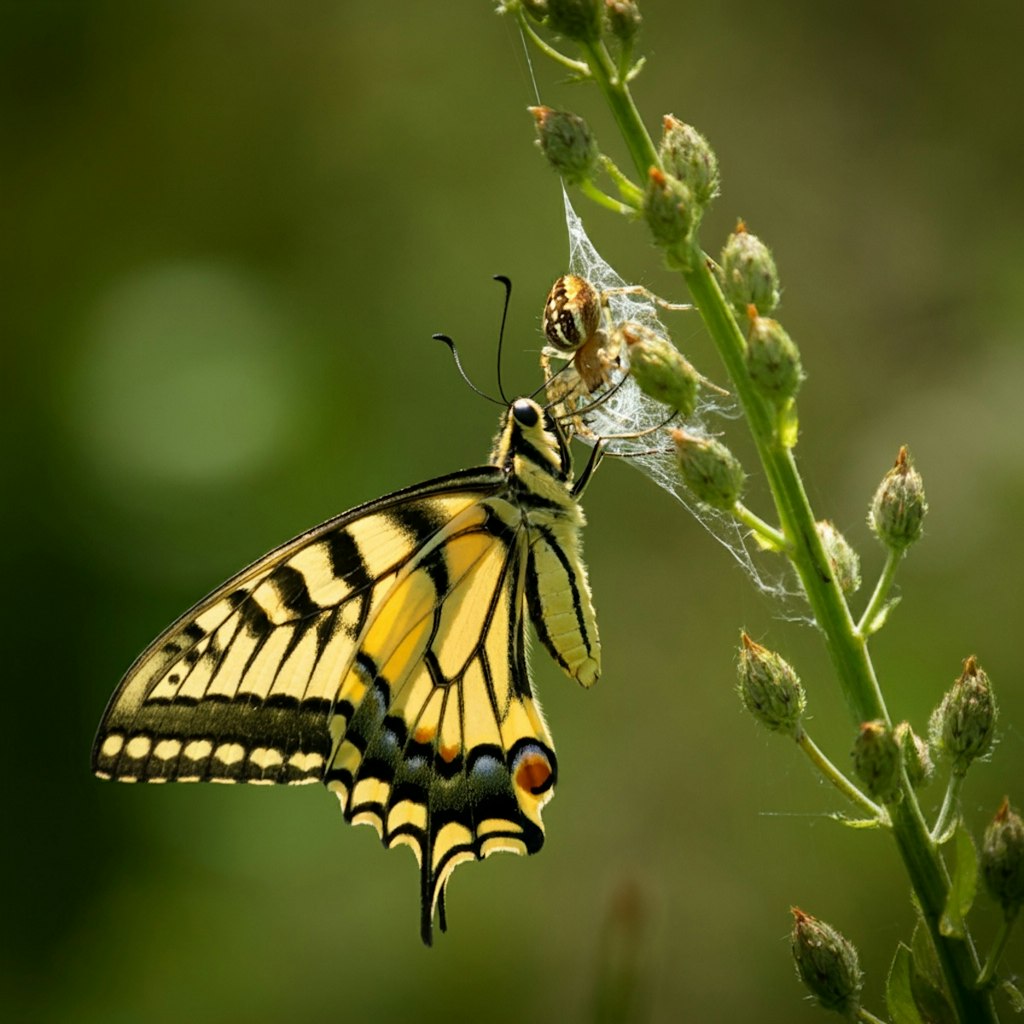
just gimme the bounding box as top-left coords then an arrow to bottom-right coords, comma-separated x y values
439,744 -> 460,763
414,725 -> 436,745
516,753 -> 553,794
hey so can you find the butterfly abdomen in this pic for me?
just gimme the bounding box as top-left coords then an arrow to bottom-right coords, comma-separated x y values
525,520 -> 600,688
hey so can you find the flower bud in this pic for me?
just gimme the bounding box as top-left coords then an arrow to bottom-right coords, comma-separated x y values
658,115 -> 719,211
745,308 -> 803,402
737,634 -> 806,735
894,721 -> 933,789
982,797 -> 1024,917
671,429 -> 745,510
815,520 -> 861,596
929,656 -> 997,776
620,323 -> 699,418
528,106 -> 599,185
868,446 -> 928,551
546,0 -> 602,41
790,908 -> 863,1016
720,223 -> 780,317
605,0 -> 641,44
852,720 -> 902,803
643,168 -> 695,267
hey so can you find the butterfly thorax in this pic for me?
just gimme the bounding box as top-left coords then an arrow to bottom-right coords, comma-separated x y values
489,398 -> 581,522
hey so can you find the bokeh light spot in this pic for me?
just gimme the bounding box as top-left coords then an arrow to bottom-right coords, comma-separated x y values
66,262 -> 301,494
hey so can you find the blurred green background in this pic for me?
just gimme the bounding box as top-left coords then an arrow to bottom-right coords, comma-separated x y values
5,2 -> 1023,1021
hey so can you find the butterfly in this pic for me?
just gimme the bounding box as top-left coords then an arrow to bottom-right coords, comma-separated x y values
92,394 -> 601,944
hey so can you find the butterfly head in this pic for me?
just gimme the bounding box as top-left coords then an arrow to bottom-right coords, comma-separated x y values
510,397 -> 541,429
491,397 -> 571,482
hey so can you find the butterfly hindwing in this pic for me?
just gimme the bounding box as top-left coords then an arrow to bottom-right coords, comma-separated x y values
318,493 -> 559,940
93,401 -> 599,942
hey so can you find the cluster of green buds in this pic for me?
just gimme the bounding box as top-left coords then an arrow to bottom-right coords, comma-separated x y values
790,908 -> 863,1016
736,633 -> 806,736
519,0 -> 600,41
618,322 -> 699,418
851,720 -> 902,804
643,119 -> 718,269
982,797 -> 1024,918
868,446 -> 928,551
521,1 -> 646,191
671,428 -> 745,511
928,656 -> 997,777
719,225 -> 804,407
518,4 -> 719,271
518,1 -> 642,54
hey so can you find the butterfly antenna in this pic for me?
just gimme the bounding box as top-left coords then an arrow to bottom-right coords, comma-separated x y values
432,333 -> 504,407
492,274 -> 512,404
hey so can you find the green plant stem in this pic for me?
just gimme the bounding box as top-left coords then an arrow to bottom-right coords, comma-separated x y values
856,1007 -> 888,1024
977,910 -> 1019,988
856,547 -> 903,637
888,797 -> 995,1021
733,502 -> 788,552
598,155 -> 643,207
795,727 -> 884,820
579,38 -> 659,181
578,178 -> 634,215
517,14 -> 590,77
571,49 -> 998,1024
932,771 -> 966,843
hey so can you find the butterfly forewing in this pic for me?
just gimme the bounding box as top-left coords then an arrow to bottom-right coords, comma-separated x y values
92,400 -> 600,944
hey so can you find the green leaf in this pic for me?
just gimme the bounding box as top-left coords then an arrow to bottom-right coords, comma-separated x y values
910,923 -> 943,992
866,595 -> 901,635
940,823 -> 978,938
887,944 -> 925,1024
776,397 -> 799,449
906,926 -> 957,1024
910,969 -> 957,1024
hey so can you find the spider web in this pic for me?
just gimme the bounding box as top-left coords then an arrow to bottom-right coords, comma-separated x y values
555,188 -> 791,599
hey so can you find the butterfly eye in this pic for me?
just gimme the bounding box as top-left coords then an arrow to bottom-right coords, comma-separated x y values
512,399 -> 540,427
543,274 -> 602,354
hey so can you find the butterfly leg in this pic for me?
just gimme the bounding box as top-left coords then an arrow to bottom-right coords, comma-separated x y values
572,438 -> 607,498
